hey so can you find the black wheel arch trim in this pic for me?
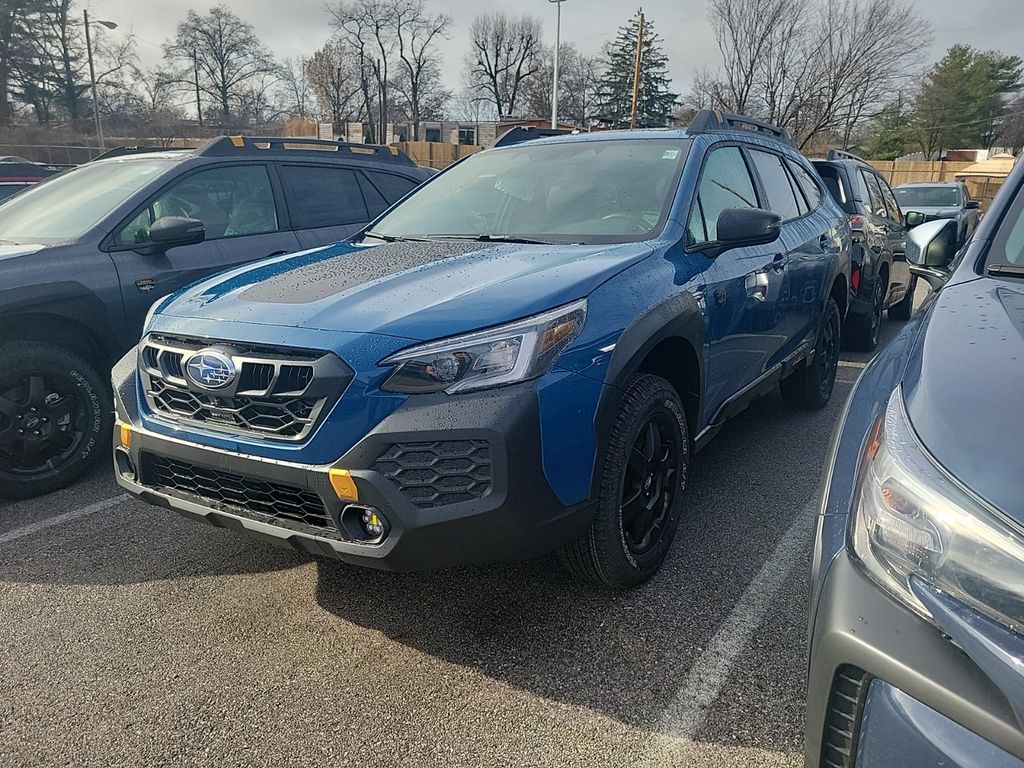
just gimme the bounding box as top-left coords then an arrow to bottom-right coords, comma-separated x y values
587,291 -> 705,499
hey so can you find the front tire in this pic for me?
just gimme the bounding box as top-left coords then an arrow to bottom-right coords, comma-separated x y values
560,374 -> 689,588
780,297 -> 841,411
0,342 -> 112,500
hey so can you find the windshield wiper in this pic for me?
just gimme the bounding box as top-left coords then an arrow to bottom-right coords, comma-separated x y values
421,233 -> 564,245
361,231 -> 430,243
987,263 -> 1024,278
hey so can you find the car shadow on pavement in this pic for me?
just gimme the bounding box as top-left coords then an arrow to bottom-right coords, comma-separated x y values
311,386 -> 838,741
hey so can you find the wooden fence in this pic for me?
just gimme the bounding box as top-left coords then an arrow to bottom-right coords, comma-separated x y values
394,141 -> 482,169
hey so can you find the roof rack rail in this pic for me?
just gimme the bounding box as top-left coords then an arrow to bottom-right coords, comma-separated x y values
825,148 -> 871,165
687,109 -> 795,146
493,126 -> 577,148
196,135 -> 416,166
91,145 -> 192,162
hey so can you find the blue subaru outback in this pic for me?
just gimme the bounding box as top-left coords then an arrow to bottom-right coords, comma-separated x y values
113,112 -> 850,587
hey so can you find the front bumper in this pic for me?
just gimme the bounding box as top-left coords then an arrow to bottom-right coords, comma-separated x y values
113,358 -> 595,572
806,551 -> 1024,767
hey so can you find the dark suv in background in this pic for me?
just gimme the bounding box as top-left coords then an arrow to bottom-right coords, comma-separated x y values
0,136 -> 431,499
812,150 -> 914,350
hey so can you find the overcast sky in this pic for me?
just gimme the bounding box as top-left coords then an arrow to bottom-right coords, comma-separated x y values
92,0 -> 1024,101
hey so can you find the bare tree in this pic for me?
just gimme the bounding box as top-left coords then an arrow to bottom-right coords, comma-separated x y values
279,57 -> 312,118
391,1 -> 451,139
701,0 -> 928,148
329,0 -> 395,143
464,12 -> 543,118
164,4 -> 280,126
306,39 -> 365,128
521,43 -> 600,126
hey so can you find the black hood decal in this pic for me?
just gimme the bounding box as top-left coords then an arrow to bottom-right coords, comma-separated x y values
240,241 -> 500,304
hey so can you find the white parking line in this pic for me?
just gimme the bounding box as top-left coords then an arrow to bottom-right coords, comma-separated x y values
641,501 -> 816,763
0,494 -> 130,546
839,360 -> 867,369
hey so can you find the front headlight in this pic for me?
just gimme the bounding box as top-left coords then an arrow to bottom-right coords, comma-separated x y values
851,388 -> 1024,634
380,299 -> 587,394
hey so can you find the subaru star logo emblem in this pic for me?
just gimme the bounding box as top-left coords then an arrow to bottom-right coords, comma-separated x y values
185,349 -> 236,390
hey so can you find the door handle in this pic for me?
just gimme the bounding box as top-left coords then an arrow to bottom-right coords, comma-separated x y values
772,253 -> 787,271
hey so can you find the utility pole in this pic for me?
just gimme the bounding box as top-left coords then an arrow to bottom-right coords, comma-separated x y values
84,11 -> 118,150
193,48 -> 203,127
629,10 -> 645,129
549,0 -> 567,129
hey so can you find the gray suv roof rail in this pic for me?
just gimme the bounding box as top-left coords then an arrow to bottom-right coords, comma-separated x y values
688,109 -> 795,147
825,148 -> 871,165
91,146 -> 191,162
197,135 -> 416,166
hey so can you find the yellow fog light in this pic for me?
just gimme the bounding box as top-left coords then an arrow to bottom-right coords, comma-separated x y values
329,468 -> 358,501
119,422 -> 132,449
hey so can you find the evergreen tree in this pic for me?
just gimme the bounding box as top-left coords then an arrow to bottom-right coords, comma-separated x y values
864,100 -> 913,160
595,11 -> 678,128
913,44 -> 1022,157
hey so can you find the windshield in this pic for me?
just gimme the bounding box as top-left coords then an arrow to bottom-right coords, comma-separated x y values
368,139 -> 691,245
894,185 -> 960,208
0,157 -> 177,242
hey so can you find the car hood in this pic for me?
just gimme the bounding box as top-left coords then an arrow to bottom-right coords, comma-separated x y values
0,242 -> 46,261
903,277 -> 1024,519
157,239 -> 656,341
902,205 -> 962,218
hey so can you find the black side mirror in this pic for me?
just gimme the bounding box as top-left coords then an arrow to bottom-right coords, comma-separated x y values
907,218 -> 957,290
149,216 -> 206,250
904,210 -> 926,228
713,208 -> 782,252
965,199 -> 981,210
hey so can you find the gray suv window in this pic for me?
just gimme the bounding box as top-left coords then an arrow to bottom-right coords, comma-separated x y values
280,164 -> 367,229
117,164 -> 278,244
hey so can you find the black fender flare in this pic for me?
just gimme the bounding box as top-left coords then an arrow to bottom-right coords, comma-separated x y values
587,291 -> 705,499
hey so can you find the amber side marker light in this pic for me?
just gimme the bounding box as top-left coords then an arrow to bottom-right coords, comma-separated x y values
119,423 -> 132,450
329,468 -> 359,501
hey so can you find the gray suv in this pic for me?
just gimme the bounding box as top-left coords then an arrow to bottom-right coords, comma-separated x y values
0,136 -> 431,499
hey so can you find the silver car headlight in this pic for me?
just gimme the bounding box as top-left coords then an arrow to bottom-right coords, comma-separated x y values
380,299 -> 587,395
850,388 -> 1023,634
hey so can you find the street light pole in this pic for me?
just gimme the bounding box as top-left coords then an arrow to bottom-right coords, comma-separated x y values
84,10 -> 118,150
549,0 -> 567,130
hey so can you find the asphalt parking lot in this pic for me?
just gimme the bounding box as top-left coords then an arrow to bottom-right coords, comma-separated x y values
0,291 -> 926,768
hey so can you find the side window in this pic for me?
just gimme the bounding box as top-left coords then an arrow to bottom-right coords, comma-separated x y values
688,146 -> 758,244
749,149 -> 802,221
116,164 -> 278,244
357,173 -> 389,219
787,159 -> 823,210
860,170 -> 887,218
280,165 -> 368,229
363,171 -> 418,205
877,176 -> 902,222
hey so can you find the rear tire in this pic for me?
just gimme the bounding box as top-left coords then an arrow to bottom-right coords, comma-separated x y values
887,276 -> 916,321
844,277 -> 884,352
0,342 -> 111,500
560,374 -> 689,589
780,297 -> 841,411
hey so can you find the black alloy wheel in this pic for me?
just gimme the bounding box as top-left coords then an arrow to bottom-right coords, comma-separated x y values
560,374 -> 689,588
780,296 -> 841,411
0,342 -> 110,500
621,411 -> 682,557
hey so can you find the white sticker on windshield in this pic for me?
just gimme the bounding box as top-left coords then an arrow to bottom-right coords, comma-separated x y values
662,149 -> 680,159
